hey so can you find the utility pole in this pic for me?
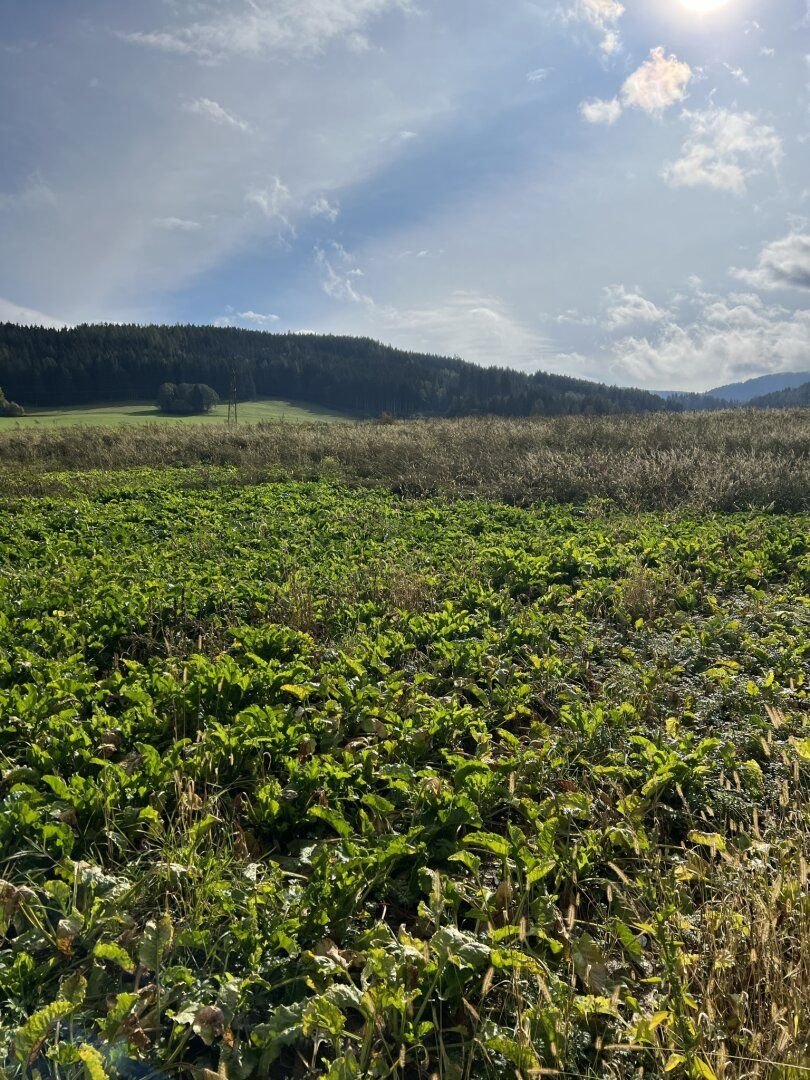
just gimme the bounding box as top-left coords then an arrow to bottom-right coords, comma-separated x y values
227,363 -> 239,427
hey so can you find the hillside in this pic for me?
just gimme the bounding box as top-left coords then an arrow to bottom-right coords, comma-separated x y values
656,371 -> 810,410
654,389 -> 730,411
708,370 -> 810,403
0,323 -> 667,419
749,380 -> 810,409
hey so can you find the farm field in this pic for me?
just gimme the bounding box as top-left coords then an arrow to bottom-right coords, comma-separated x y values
0,472 -> 808,1078
0,399 -> 351,429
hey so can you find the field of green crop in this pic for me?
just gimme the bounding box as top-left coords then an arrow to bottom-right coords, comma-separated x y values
1,472 -> 808,1079
0,400 -> 350,429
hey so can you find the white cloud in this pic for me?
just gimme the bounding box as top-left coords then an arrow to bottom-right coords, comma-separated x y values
121,0 -> 411,61
603,284 -> 670,329
310,196 -> 340,222
315,245 -> 374,305
246,177 -> 294,232
556,308 -> 598,326
664,108 -> 783,195
527,68 -> 552,82
702,292 -> 789,328
239,310 -> 280,325
561,0 -> 625,56
153,216 -> 203,231
215,309 -> 280,327
621,47 -> 692,116
579,47 -> 691,126
611,297 -> 810,389
313,242 -> 546,368
184,97 -> 251,132
378,291 -> 547,369
580,97 -> 622,125
0,296 -> 67,328
732,231 -> 810,291
722,63 -> 749,85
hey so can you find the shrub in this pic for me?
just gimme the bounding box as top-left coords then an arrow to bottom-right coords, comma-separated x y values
0,386 -> 24,417
156,382 -> 219,415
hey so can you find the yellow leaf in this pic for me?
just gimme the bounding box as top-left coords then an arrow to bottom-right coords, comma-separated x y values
79,1045 -> 110,1080
694,1058 -> 719,1080
688,831 -> 726,854
280,684 -> 311,700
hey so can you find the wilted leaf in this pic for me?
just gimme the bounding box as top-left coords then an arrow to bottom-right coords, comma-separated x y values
431,926 -> 490,970
194,1005 -> 225,1045
138,914 -> 174,971
573,932 -> 610,994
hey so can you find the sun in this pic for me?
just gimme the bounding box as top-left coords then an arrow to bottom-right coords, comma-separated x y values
680,0 -> 731,11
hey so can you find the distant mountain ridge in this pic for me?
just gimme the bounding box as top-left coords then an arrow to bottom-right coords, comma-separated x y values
708,371 -> 810,403
656,371 -> 810,411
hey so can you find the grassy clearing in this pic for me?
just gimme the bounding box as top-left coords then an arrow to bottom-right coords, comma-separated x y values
0,409 -> 808,512
0,474 -> 808,1078
0,398 -> 351,429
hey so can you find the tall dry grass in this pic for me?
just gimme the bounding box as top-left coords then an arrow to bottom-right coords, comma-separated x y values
0,409 -> 808,511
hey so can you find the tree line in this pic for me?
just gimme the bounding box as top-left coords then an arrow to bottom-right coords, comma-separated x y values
0,323 -> 671,418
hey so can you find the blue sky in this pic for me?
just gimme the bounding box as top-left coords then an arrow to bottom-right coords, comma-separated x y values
0,0 -> 808,390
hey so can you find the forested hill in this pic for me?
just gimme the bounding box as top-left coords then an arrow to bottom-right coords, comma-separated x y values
0,322 -> 668,418
749,381 -> 810,410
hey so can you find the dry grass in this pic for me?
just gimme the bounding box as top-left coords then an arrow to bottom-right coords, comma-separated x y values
1,409 -> 808,511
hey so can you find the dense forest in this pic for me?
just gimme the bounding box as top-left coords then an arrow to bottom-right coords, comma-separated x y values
0,323 -> 669,418
749,380 -> 810,410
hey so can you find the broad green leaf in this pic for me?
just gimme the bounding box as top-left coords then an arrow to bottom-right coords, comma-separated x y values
14,1000 -> 75,1064
94,941 -> 136,974
462,831 -> 510,858
361,792 -> 395,814
101,993 -> 139,1042
308,804 -> 352,837
138,913 -> 174,971
484,1034 -> 540,1073
302,996 -> 346,1039
60,972 -> 87,1006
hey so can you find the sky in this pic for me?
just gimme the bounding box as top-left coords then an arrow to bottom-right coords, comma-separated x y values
0,0 -> 808,391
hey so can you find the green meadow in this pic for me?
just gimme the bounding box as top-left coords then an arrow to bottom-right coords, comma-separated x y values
0,399 -> 351,429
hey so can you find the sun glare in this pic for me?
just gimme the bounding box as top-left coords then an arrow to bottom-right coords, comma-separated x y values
680,0 -> 732,11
